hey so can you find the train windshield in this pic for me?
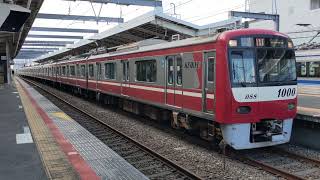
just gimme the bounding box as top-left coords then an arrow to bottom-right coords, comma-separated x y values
230,50 -> 256,86
229,36 -> 297,87
257,49 -> 296,83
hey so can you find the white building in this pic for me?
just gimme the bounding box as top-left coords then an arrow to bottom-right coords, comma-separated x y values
249,0 -> 320,45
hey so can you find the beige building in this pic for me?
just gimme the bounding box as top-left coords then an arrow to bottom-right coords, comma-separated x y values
249,0 -> 320,45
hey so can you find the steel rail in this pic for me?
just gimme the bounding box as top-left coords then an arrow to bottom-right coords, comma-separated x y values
236,147 -> 320,180
239,154 -> 306,180
21,77 -> 203,180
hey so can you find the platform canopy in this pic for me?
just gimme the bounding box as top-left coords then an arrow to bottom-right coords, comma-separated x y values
64,0 -> 162,7
0,0 -> 44,60
35,11 -> 242,63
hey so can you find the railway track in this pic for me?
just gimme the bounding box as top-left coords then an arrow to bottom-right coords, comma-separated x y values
23,77 -> 320,180
22,78 -> 203,180
237,148 -> 320,180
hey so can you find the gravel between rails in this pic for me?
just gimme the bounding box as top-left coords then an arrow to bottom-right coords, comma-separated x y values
31,81 -> 278,180
278,144 -> 320,162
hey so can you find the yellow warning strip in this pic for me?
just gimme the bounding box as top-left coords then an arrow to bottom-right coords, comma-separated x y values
15,78 -> 79,180
50,112 -> 72,121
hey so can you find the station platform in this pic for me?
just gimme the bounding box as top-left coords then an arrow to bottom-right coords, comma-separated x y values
297,84 -> 320,123
0,83 -> 47,180
7,77 -> 148,180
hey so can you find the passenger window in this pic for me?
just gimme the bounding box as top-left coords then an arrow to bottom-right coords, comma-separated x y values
176,56 -> 182,85
167,57 -> 174,85
66,66 -> 69,76
207,57 -> 215,82
88,64 -> 94,78
70,66 -> 76,76
122,61 -> 129,81
105,63 -> 116,79
81,65 -> 86,77
136,60 -> 156,82
62,66 -> 66,76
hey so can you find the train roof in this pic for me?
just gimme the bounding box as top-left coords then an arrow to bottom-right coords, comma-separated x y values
34,28 -> 290,66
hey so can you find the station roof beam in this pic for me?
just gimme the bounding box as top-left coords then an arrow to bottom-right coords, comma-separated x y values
31,27 -> 99,33
37,13 -> 124,23
21,48 -> 59,51
27,34 -> 83,39
23,43 -> 68,47
64,0 -> 162,7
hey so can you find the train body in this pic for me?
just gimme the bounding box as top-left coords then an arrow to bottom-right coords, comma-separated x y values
19,29 -> 298,149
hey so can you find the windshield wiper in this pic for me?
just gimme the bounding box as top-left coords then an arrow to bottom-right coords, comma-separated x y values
240,82 -> 247,87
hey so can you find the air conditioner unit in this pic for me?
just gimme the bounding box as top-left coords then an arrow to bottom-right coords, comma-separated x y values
0,3 -> 31,32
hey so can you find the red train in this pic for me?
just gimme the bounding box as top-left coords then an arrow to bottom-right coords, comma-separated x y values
19,29 -> 298,149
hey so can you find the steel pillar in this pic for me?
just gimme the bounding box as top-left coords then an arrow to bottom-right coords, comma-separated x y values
5,40 -> 10,84
229,11 -> 280,31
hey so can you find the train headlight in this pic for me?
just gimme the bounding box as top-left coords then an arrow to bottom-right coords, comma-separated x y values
229,40 -> 238,47
236,106 -> 251,114
288,103 -> 295,110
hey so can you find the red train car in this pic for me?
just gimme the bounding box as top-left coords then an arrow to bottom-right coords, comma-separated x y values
19,29 -> 298,149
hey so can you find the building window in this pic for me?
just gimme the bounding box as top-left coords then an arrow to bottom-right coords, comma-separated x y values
136,60 -> 156,82
70,66 -> 76,76
105,63 -> 116,79
88,64 -> 94,78
311,0 -> 320,10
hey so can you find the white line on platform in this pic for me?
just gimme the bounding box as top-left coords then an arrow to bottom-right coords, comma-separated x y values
16,126 -> 33,144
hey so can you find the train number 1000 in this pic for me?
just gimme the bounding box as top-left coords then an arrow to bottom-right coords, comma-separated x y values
277,88 -> 296,98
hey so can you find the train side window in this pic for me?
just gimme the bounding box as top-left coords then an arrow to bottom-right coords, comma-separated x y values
66,66 -> 69,76
76,65 -> 80,77
176,56 -> 182,86
105,63 -> 116,80
122,61 -> 129,81
62,66 -> 66,76
136,60 -> 156,82
167,57 -> 174,85
81,65 -> 86,77
207,57 -> 215,82
89,64 -> 94,78
70,66 -> 76,76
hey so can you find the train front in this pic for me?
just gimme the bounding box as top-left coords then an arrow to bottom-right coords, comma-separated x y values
218,29 -> 297,149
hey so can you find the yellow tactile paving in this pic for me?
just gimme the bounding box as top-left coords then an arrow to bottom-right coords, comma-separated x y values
50,112 -> 72,121
15,78 -> 79,180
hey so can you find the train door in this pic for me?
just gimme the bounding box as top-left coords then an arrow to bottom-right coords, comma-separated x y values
202,51 -> 216,114
165,55 -> 183,108
121,60 -> 129,96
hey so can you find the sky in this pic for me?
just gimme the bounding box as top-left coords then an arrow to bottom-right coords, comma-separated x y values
17,0 -> 245,62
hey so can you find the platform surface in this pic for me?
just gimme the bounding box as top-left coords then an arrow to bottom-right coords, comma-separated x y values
17,78 -> 149,180
0,84 -> 47,180
297,83 -> 320,122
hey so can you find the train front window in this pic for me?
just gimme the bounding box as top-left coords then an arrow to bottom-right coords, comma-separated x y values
230,50 -> 256,86
258,49 -> 296,83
